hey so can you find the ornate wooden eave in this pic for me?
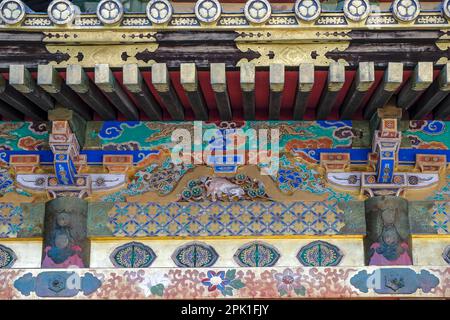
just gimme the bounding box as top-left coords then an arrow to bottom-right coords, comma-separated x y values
0,1 -> 448,121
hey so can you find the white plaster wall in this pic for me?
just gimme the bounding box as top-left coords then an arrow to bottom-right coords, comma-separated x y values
0,240 -> 42,268
412,238 -> 450,266
90,238 -> 364,268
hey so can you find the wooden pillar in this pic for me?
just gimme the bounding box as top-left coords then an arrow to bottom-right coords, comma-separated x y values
152,63 -> 185,120
397,62 -> 433,111
9,64 -> 55,112
363,62 -> 403,120
180,63 -> 208,120
316,62 -> 345,120
422,63 -> 450,120
211,63 -> 232,121
269,63 -> 285,120
37,65 -> 92,120
95,64 -> 139,120
293,63 -> 314,120
66,64 -> 116,120
123,64 -> 163,120
340,62 -> 375,119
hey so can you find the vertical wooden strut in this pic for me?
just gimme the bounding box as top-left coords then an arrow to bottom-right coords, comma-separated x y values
425,63 -> 450,120
340,62 -> 375,120
0,101 -> 23,120
240,62 -> 255,120
0,74 -> 46,120
123,64 -> 163,120
37,65 -> 92,120
397,62 -> 433,111
363,62 -> 403,120
180,63 -> 208,120
211,63 -> 232,121
316,62 -> 345,120
269,63 -> 285,120
9,64 -> 54,112
66,64 -> 116,120
95,64 -> 140,120
293,63 -> 314,120
152,63 -> 185,120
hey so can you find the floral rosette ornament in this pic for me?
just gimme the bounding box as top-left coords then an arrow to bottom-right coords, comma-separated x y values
274,268 -> 306,296
201,269 -> 244,296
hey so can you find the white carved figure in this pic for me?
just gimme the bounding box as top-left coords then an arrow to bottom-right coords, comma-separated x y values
48,0 -> 78,25
295,0 -> 321,22
344,0 -> 370,22
245,0 -> 271,24
443,0 -> 450,19
195,0 -> 221,23
147,0 -> 173,24
97,0 -> 123,25
202,177 -> 246,201
0,0 -> 25,24
392,0 -> 420,22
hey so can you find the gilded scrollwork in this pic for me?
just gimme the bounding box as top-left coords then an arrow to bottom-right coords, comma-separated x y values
236,39 -> 350,66
45,43 -> 159,67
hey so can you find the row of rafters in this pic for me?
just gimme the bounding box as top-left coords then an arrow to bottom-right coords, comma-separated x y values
0,62 -> 449,121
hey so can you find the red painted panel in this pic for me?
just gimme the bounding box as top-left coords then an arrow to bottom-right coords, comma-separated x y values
198,70 -> 220,120
280,70 -> 298,120
141,71 -> 173,120
169,71 -> 195,121
352,70 -> 384,120
255,71 -> 269,120
227,71 -> 243,120
328,70 -> 356,120
304,70 -> 327,120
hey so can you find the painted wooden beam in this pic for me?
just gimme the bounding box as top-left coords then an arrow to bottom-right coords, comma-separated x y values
66,64 -> 116,120
293,63 -> 314,120
240,62 -> 255,120
0,74 -> 46,120
48,108 -> 86,147
0,99 -> 23,120
37,65 -> 92,120
95,64 -> 139,120
369,105 -> 402,139
363,62 -> 403,120
123,64 -> 163,121
180,63 -> 208,120
316,62 -> 345,120
269,64 -> 285,120
340,62 -> 375,120
397,62 -> 433,111
435,96 -> 450,119
211,63 -> 232,121
152,63 -> 185,120
410,63 -> 450,120
8,64 -> 54,112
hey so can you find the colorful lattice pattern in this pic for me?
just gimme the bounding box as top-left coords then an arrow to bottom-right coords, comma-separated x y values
0,203 -> 23,238
430,203 -> 450,234
107,201 -> 346,237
